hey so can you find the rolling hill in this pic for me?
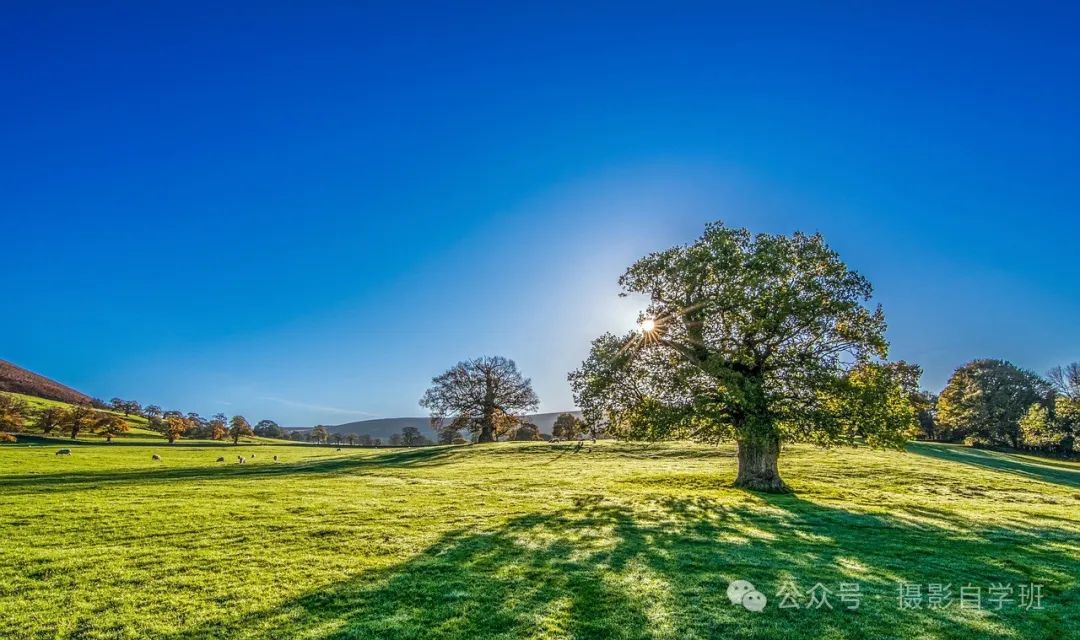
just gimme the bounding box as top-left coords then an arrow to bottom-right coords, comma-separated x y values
319,411 -> 583,439
0,358 -> 91,405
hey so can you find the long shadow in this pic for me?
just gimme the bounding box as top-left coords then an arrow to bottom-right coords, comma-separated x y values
0,446 -> 459,495
908,442 -> 1080,488
151,496 -> 1077,640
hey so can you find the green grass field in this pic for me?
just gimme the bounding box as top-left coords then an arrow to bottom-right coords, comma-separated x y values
1,440 -> 1077,639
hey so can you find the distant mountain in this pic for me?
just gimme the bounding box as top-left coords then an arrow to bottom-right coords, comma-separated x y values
0,358 -> 91,405
312,411 -> 583,439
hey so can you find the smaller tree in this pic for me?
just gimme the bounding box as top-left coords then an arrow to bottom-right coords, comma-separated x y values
95,413 -> 130,442
254,419 -> 285,438
229,415 -> 253,444
310,425 -> 329,444
209,413 -> 228,441
0,395 -> 29,433
552,413 -> 582,440
1019,403 -> 1054,449
1047,363 -> 1080,400
389,432 -> 403,447
332,433 -> 344,445
144,404 -> 163,419
162,415 -> 190,443
438,425 -> 462,445
346,434 -> 357,446
186,413 -> 210,438
35,406 -> 65,435
420,356 -> 540,443
358,434 -> 373,447
401,426 -> 426,446
511,422 -> 541,441
63,405 -> 97,440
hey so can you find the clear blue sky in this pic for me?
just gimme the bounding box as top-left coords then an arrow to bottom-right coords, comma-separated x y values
3,2 -> 1078,427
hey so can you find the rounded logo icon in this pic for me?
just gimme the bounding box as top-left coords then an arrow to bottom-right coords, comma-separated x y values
741,590 -> 767,612
726,580 -> 756,605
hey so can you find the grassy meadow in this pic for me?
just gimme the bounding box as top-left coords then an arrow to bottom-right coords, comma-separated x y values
1,440 -> 1077,640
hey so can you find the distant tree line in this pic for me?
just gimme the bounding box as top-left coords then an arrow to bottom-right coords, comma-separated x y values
0,393 -> 293,446
0,396 -> 133,442
910,359 -> 1079,455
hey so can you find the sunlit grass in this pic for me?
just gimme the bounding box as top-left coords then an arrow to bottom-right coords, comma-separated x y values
0,441 -> 1076,639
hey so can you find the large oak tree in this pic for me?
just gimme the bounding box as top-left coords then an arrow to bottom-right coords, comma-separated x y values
570,222 -> 913,492
421,356 -> 539,443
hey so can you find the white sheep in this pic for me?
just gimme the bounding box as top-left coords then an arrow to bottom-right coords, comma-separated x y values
238,456 -> 246,464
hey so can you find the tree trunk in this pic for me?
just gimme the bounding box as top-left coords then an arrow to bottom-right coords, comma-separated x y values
477,397 -> 497,443
734,436 -> 789,493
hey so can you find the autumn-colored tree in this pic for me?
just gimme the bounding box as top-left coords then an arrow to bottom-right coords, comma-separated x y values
208,413 -> 228,441
63,405 -> 97,440
162,415 -> 190,443
35,406 -> 65,435
95,412 -> 130,442
421,356 -> 539,443
229,415 -> 253,444
0,394 -> 29,433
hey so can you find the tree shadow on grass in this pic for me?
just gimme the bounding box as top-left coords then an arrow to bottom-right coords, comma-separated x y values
0,446 -> 459,496
154,495 -> 1077,640
908,442 -> 1080,489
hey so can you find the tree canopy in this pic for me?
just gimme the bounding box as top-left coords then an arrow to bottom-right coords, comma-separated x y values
420,356 -> 539,443
229,415 -> 253,444
570,222 -> 914,492
936,359 -> 1046,447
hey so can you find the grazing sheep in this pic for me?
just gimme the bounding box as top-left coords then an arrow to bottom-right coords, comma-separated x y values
216,456 -> 225,462
152,454 -> 162,461
55,448 -> 71,456
238,456 -> 246,464
251,454 -> 256,458
273,455 -> 279,462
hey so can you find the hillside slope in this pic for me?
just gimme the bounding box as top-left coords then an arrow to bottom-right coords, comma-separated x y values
0,358 -> 91,405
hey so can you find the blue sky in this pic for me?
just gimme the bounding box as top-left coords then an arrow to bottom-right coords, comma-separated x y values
3,2 -> 1078,426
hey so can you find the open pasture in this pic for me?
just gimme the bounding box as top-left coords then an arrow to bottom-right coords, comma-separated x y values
1,441 -> 1077,639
